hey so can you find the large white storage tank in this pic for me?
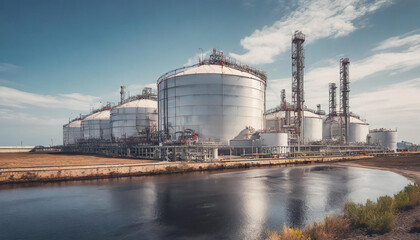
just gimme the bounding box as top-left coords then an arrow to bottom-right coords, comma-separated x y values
111,98 -> 158,141
157,49 -> 266,144
63,119 -> 83,145
369,129 -> 397,152
82,110 -> 111,140
265,110 -> 322,143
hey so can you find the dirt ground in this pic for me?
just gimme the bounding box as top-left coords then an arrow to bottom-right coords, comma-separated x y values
337,154 -> 420,185
0,152 -> 158,168
338,154 -> 420,240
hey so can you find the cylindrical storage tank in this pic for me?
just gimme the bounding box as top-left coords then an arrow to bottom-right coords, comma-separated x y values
63,120 -> 82,146
111,99 -> 158,141
265,112 -> 285,132
158,64 -> 266,144
82,110 -> 111,140
303,111 -> 323,143
349,117 -> 369,143
369,129 -> 397,152
261,132 -> 288,147
322,117 -> 340,140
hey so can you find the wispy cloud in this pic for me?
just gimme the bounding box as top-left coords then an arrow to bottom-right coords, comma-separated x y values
230,0 -> 392,65
0,108 -> 67,126
267,42 -> 420,108
0,86 -> 101,111
266,31 -> 420,141
373,30 -> 420,51
183,49 -> 212,66
351,78 -> 420,143
0,62 -> 20,72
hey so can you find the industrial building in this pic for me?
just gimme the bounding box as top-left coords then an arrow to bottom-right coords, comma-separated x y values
62,30 -> 398,160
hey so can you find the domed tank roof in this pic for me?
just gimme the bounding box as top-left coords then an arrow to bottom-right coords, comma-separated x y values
169,64 -> 262,81
303,111 -> 322,119
265,110 -> 322,119
350,116 -> 368,125
84,110 -> 110,120
64,119 -> 82,128
114,99 -> 157,109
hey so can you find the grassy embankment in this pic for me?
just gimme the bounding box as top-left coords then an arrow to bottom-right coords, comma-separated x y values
266,184 -> 420,240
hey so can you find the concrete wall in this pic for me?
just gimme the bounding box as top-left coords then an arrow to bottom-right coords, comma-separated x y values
0,146 -> 35,153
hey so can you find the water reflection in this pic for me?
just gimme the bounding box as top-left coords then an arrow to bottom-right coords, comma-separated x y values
0,166 -> 411,240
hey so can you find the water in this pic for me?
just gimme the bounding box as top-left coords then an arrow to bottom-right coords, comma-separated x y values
0,165 -> 411,240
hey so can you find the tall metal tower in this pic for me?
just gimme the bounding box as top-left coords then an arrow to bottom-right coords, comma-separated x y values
340,58 -> 350,143
120,85 -> 126,104
292,31 -> 305,143
329,83 -> 337,117
281,89 -> 286,109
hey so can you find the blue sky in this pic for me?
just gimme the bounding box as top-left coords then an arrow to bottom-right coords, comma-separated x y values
0,0 -> 419,146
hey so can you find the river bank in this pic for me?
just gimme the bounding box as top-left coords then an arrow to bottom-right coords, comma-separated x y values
335,154 -> 420,240
0,152 -> 375,184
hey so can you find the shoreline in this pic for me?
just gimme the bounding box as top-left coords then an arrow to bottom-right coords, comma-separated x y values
335,155 -> 420,185
0,154 -> 374,184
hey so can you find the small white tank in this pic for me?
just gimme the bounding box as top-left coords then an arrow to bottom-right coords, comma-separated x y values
111,99 -> 158,141
322,116 -> 369,143
369,129 -> 397,152
82,110 -> 111,140
260,132 -> 288,147
349,117 -> 369,143
63,119 -> 82,145
264,110 -> 323,143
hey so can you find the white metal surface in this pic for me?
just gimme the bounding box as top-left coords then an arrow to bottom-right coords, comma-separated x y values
82,110 -> 111,140
322,117 -> 340,140
265,111 -> 323,143
349,117 -> 369,143
260,133 -> 288,147
322,116 -> 369,143
369,129 -> 397,152
303,111 -> 323,143
63,120 -> 82,145
158,64 -> 266,144
111,99 -> 158,140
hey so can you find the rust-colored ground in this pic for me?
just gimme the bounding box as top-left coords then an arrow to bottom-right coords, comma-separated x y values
337,154 -> 420,185
0,152 -> 157,168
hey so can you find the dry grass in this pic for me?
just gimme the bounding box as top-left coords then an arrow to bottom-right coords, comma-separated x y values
267,184 -> 420,239
0,153 -> 157,168
304,215 -> 350,240
266,226 -> 310,240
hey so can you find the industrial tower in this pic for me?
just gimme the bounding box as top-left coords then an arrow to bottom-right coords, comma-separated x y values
281,89 -> 286,108
292,31 -> 305,144
120,86 -> 126,104
340,58 -> 350,143
329,83 -> 337,117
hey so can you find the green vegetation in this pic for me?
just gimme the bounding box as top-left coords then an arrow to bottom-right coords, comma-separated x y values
266,184 -> 420,240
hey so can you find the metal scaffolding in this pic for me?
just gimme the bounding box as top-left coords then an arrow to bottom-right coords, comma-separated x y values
292,31 -> 305,144
329,83 -> 337,117
340,58 -> 350,143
